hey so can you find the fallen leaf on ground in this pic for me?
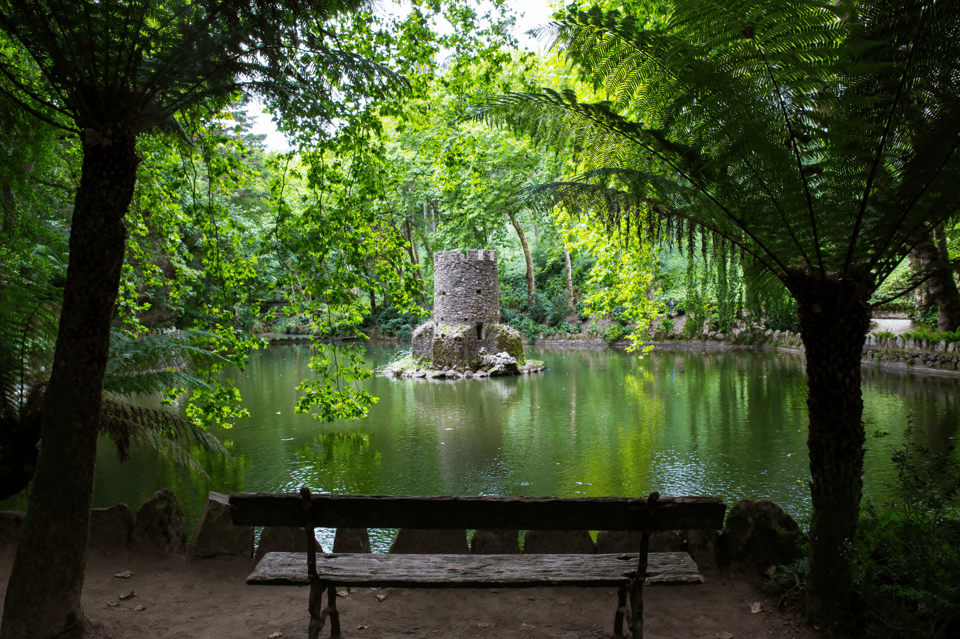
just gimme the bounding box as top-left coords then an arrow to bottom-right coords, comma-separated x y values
376,593 -> 388,602
357,625 -> 369,630
520,623 -> 535,630
107,601 -> 118,608
477,622 -> 490,628
118,591 -> 136,600
268,633 -> 283,639
134,605 -> 145,612
750,602 -> 763,614
716,632 -> 734,639
337,591 -> 348,598
113,571 -> 134,579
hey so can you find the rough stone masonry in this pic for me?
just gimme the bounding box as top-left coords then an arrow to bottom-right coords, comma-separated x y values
410,249 -> 532,375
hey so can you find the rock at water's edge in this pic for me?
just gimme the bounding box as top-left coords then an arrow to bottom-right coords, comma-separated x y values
0,510 -> 25,553
190,491 -> 254,558
523,530 -> 596,554
131,488 -> 187,557
595,530 -> 682,553
389,528 -> 469,554
333,527 -> 371,553
255,526 -> 323,561
471,529 -> 520,554
722,499 -> 804,571
89,503 -> 134,554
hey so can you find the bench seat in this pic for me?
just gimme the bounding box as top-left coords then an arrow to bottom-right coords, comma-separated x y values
248,551 -> 706,588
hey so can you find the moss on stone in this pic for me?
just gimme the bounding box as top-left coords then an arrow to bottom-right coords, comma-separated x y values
493,324 -> 524,365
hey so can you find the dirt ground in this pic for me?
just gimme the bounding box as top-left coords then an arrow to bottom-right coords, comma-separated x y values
0,549 -> 822,639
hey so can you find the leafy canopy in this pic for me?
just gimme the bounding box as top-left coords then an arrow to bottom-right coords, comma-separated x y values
484,0 -> 960,305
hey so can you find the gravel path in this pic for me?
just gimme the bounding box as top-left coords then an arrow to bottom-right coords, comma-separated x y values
870,318 -> 913,335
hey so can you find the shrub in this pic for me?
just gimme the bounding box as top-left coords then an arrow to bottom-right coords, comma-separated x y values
556,321 -> 580,334
363,306 -> 421,341
765,424 -> 960,639
681,316 -> 702,339
903,326 -> 960,344
908,305 -> 939,331
874,330 -> 895,340
849,424 -> 960,638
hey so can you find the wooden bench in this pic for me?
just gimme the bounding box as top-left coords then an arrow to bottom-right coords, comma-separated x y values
229,488 -> 726,639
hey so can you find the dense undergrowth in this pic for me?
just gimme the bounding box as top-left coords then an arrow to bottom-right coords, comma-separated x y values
764,424 -> 960,639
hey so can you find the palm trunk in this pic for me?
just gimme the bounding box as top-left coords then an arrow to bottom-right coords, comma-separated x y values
1,131 -> 138,639
797,278 -> 871,620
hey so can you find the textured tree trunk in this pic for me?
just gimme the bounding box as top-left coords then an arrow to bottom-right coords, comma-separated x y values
405,216 -> 425,305
797,278 -> 871,620
1,131 -> 138,639
563,248 -> 575,308
911,223 -> 960,332
507,211 -> 535,307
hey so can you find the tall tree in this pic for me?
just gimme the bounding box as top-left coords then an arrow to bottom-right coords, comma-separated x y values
0,2 -> 400,637
483,0 -> 960,620
910,222 -> 960,332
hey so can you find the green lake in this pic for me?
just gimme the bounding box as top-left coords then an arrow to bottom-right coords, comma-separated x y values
3,342 -> 958,551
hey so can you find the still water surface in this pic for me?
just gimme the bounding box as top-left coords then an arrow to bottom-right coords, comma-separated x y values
4,343 -> 958,550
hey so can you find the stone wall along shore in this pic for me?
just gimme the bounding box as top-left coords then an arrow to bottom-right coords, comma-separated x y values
1,491 -> 804,576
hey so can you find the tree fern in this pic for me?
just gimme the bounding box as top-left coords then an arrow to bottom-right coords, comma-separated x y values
482,0 -> 960,621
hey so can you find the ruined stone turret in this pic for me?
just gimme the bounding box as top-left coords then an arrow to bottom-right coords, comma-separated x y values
407,249 -> 538,377
432,249 -> 500,328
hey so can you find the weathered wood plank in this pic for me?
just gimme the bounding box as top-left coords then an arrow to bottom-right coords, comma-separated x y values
247,552 -> 705,588
229,493 -> 726,531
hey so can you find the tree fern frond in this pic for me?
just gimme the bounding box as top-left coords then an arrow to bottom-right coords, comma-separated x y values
0,277 -> 61,421
483,0 -> 960,311
100,395 -> 230,475
103,328 -> 230,398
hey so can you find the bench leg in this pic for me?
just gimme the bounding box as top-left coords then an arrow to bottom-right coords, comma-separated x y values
308,576 -> 325,639
628,581 -> 643,639
306,579 -> 342,639
614,585 -> 628,637
327,584 -> 341,637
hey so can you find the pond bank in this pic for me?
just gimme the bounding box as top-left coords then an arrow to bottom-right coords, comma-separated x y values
264,321 -> 960,378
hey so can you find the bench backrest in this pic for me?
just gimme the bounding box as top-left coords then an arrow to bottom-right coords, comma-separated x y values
230,492 -> 726,532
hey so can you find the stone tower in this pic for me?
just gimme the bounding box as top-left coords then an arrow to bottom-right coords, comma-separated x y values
411,249 -> 525,374
432,249 -> 499,334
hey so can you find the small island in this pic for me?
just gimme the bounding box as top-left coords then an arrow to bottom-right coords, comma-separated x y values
384,249 -> 544,379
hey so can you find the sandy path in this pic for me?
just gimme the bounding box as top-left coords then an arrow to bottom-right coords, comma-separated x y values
0,549 -> 821,639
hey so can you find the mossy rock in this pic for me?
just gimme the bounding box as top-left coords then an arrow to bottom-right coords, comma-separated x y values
431,323 -> 471,368
721,500 -> 804,571
492,324 -> 525,365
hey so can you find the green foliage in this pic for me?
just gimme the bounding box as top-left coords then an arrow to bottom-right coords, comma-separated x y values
874,330 -> 895,340
104,329 -> 230,398
554,207 -> 660,350
848,425 -> 960,639
364,306 -> 422,342
656,317 -> 674,333
295,342 -> 378,422
761,557 -> 808,612
903,327 -> 960,344
480,1 -> 960,614
908,305 -> 940,331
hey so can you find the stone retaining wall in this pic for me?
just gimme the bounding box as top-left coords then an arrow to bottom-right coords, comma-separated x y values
601,327 -> 960,375
0,493 -> 801,574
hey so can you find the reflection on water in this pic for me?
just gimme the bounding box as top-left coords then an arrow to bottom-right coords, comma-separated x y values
3,342 -> 958,552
